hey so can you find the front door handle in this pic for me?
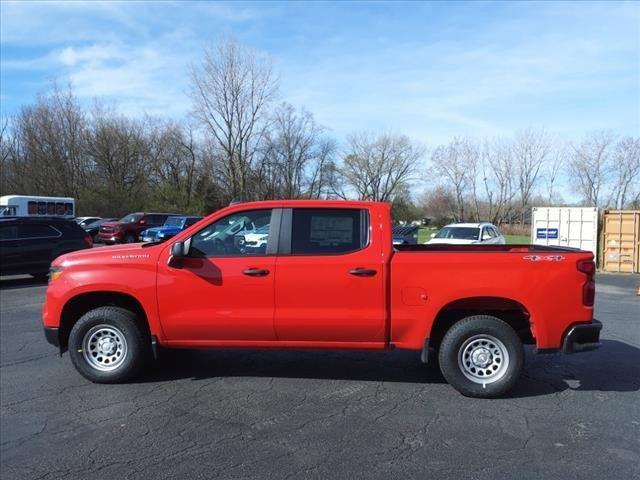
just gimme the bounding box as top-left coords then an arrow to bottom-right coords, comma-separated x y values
349,268 -> 377,277
243,268 -> 270,277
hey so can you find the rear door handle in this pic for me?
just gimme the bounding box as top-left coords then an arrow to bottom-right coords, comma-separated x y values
349,268 -> 377,277
243,268 -> 270,277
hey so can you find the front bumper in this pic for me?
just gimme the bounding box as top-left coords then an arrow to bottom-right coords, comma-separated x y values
562,319 -> 602,354
43,327 -> 60,347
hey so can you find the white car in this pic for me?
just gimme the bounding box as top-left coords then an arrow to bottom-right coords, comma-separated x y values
427,223 -> 506,245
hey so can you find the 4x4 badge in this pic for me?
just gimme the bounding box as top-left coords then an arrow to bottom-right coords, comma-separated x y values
523,255 -> 565,262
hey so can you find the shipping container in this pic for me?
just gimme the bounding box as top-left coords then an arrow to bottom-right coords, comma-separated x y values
531,207 -> 599,257
602,210 -> 640,274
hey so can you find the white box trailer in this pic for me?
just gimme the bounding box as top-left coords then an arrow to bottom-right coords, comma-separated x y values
531,207 -> 599,257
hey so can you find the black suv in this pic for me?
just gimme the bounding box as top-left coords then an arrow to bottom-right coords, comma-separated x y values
0,217 -> 92,279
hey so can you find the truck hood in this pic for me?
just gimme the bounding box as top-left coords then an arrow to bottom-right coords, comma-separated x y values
53,243 -> 160,267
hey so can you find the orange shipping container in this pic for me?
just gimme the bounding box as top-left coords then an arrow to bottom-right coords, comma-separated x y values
602,210 -> 640,274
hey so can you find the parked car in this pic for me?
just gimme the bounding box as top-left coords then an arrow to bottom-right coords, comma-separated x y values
0,216 -> 92,279
83,218 -> 118,243
41,200 -> 600,398
392,225 -> 419,245
75,217 -> 102,228
140,216 -> 203,242
427,223 -> 506,245
98,213 -> 180,244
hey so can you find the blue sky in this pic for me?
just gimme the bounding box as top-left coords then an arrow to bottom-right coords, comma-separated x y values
1,1 -> 638,146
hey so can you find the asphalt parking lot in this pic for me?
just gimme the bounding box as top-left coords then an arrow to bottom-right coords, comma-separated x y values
1,274 -> 638,480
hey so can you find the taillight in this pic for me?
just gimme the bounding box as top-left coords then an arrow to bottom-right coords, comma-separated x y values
577,259 -> 595,306
577,259 -> 595,276
84,233 -> 93,248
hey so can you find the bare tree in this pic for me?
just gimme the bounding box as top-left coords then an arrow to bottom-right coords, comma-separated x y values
569,131 -> 616,207
512,127 -> 552,222
341,132 -> 422,202
256,103 -> 334,199
431,137 -> 476,221
190,37 -> 278,200
611,136 -> 640,209
544,141 -> 566,205
9,85 -> 87,197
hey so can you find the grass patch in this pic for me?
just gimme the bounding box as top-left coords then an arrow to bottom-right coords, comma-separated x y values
505,234 -> 530,244
417,227 -> 438,244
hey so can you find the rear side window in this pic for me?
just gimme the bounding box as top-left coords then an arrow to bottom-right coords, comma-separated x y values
291,209 -> 367,255
18,224 -> 61,239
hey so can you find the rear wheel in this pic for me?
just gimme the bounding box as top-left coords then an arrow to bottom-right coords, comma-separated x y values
68,307 -> 150,383
438,315 -> 523,398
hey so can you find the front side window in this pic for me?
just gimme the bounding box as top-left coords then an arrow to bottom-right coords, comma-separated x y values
291,208 -> 366,255
190,209 -> 272,257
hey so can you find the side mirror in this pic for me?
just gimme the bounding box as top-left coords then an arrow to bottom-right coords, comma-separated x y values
171,241 -> 187,258
430,232 -> 436,238
168,241 -> 188,268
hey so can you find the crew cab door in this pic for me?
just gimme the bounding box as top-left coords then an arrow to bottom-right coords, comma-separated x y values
274,208 -> 386,344
157,208 -> 278,342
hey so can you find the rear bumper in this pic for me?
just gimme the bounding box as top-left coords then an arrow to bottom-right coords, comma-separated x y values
43,327 -> 60,347
562,319 -> 602,354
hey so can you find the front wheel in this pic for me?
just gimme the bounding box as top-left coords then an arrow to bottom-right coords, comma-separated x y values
68,307 -> 150,383
438,315 -> 524,398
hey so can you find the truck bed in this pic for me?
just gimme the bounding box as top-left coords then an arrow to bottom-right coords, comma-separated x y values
394,244 -> 584,253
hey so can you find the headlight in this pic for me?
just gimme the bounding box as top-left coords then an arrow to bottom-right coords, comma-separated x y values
49,266 -> 64,282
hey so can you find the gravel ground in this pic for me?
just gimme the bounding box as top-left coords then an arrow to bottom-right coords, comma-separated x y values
1,273 -> 638,480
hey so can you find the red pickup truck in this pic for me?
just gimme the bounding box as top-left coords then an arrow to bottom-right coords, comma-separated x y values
42,200 -> 601,397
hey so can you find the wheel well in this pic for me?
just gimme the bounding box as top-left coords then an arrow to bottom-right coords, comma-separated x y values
429,297 -> 533,348
59,292 -> 150,352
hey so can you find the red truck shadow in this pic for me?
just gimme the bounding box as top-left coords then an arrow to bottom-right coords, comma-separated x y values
142,340 -> 639,398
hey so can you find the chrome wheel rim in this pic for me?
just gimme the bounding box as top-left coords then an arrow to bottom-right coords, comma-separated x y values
458,334 -> 509,384
82,325 -> 128,372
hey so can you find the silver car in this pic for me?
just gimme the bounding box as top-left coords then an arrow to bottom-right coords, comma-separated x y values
427,223 -> 506,245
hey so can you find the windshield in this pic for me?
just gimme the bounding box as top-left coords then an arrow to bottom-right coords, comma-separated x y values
435,227 -> 480,240
119,214 -> 143,223
163,217 -> 185,227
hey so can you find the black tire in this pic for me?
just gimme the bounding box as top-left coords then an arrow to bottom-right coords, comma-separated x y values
123,233 -> 137,243
68,307 -> 150,383
438,315 -> 523,398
